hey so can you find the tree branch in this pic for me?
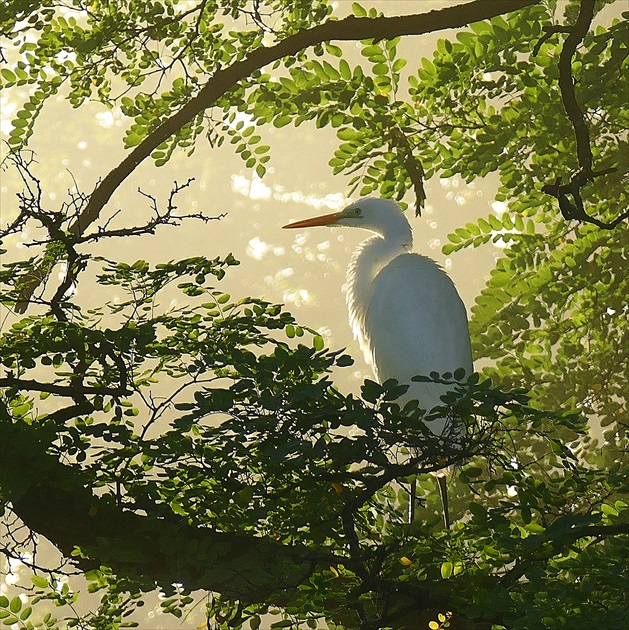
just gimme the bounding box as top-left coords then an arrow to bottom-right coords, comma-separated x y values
0,420 -> 451,628
14,0 -> 541,312
557,0 -> 595,174
0,377 -> 129,398
74,180 -> 225,244
500,521 -> 629,587
542,0 -> 627,230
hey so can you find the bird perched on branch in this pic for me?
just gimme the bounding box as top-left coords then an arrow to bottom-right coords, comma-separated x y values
284,197 -> 473,527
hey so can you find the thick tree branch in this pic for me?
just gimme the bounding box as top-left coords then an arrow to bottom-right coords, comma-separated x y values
14,0 -> 540,312
557,0 -> 595,174
0,420 -> 453,628
0,420 -> 330,601
0,377 -> 129,398
500,522 -> 629,587
542,0 -> 627,229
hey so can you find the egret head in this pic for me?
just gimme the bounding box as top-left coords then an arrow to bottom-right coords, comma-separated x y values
283,197 -> 410,238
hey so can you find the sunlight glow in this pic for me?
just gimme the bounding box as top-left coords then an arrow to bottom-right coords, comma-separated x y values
492,201 -> 508,215
282,288 -> 312,307
0,97 -> 17,135
246,236 -> 284,260
231,174 -> 347,211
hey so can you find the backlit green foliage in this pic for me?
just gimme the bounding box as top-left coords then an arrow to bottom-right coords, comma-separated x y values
0,1 -> 627,629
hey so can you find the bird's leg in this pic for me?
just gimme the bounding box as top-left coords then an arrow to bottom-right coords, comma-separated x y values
437,473 -> 450,529
408,478 -> 416,524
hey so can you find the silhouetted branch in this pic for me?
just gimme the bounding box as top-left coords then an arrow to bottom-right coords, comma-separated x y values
542,172 -> 629,229
500,522 -> 629,587
74,179 -> 225,243
4,159 -> 220,313
541,0 -> 626,230
0,420 -> 448,627
0,377 -> 129,398
531,25 -> 572,58
558,0 -> 595,174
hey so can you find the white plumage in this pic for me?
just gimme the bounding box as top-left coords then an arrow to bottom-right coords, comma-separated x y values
284,197 -> 473,526
285,197 -> 473,431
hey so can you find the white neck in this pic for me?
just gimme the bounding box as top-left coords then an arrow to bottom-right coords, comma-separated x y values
346,225 -> 413,355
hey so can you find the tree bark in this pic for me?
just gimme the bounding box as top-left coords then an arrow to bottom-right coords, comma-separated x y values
0,418 -> 450,627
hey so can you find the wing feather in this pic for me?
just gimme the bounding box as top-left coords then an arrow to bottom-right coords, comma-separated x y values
363,254 -> 473,431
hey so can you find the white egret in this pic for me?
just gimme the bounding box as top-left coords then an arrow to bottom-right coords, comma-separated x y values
283,197 -> 473,527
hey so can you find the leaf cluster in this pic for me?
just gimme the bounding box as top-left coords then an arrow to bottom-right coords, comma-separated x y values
1,247 -> 626,627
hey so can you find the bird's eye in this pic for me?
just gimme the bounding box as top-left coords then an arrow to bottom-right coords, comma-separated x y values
352,207 -> 362,216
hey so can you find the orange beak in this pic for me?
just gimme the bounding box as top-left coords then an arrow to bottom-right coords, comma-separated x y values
282,211 -> 343,229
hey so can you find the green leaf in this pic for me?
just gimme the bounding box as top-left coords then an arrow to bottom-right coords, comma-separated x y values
1,68 -> 16,82
478,217 -> 492,233
372,63 -> 388,75
441,562 -> 453,579
31,575 -> 48,588
361,379 -> 385,403
339,59 -> 352,80
337,128 -> 357,140
273,115 -> 292,128
601,503 -> 618,517
20,607 -> 32,621
392,58 -> 407,73
352,2 -> 367,17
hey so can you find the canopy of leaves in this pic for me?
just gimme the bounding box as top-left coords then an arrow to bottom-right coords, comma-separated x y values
0,0 -> 627,629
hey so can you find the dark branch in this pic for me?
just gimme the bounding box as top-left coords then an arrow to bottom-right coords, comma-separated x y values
75,179 -> 225,244
541,170 -> 629,229
542,0 -> 626,230
0,377 -> 129,398
14,0 -> 541,312
558,0 -> 595,174
531,25 -> 572,59
0,420 -> 448,627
